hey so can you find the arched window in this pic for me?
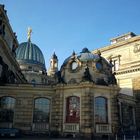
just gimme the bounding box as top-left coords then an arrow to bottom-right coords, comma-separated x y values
95,97 -> 108,123
0,96 -> 15,122
66,96 -> 80,123
33,98 -> 50,123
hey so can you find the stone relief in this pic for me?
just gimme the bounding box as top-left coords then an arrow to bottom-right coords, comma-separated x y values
133,43 -> 140,53
82,66 -> 93,82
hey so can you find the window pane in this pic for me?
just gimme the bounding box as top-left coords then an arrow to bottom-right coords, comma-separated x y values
0,97 -> 15,122
66,96 -> 80,123
33,98 -> 50,123
95,97 -> 108,123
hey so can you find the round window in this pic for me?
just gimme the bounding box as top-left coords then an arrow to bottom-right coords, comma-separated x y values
95,62 -> 103,71
71,61 -> 78,70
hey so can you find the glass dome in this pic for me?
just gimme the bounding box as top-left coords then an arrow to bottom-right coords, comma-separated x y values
16,41 -> 46,69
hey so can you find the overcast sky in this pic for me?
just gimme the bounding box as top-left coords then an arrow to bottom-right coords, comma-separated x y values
1,0 -> 140,69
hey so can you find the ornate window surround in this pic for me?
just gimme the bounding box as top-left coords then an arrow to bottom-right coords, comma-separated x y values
68,59 -> 81,73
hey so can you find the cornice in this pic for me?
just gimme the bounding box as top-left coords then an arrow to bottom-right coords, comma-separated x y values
116,67 -> 140,75
93,36 -> 140,53
55,82 -> 119,90
0,84 -> 55,92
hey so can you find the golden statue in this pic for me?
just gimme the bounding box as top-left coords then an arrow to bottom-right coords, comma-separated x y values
27,27 -> 32,41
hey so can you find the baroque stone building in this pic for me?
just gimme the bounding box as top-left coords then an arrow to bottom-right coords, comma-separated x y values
93,32 -> 140,133
0,4 -> 139,139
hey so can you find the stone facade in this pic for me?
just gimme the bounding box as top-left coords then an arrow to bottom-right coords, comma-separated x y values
133,77 -> 140,131
0,4 -> 26,84
0,83 -> 119,138
0,4 -> 139,140
93,32 -> 140,133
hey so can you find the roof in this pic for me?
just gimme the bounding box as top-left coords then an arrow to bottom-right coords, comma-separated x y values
16,41 -> 46,69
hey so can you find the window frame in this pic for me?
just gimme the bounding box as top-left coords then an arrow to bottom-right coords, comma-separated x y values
65,96 -> 80,123
0,96 -> 16,123
94,96 -> 108,124
33,97 -> 51,123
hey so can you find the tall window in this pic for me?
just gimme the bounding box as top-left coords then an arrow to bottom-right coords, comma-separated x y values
111,55 -> 121,72
0,96 -> 15,122
33,98 -> 50,123
95,97 -> 108,123
66,96 -> 80,123
113,59 -> 119,71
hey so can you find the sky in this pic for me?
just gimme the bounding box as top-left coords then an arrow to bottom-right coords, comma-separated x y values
1,0 -> 140,69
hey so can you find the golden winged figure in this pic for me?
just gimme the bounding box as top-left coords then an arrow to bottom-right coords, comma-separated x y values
27,27 -> 32,41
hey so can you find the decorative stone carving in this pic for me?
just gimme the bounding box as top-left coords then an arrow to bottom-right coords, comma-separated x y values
68,78 -> 77,84
12,41 -> 17,57
133,43 -> 140,53
82,66 -> 93,82
95,78 -> 108,86
56,71 -> 65,84
108,72 -> 117,85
